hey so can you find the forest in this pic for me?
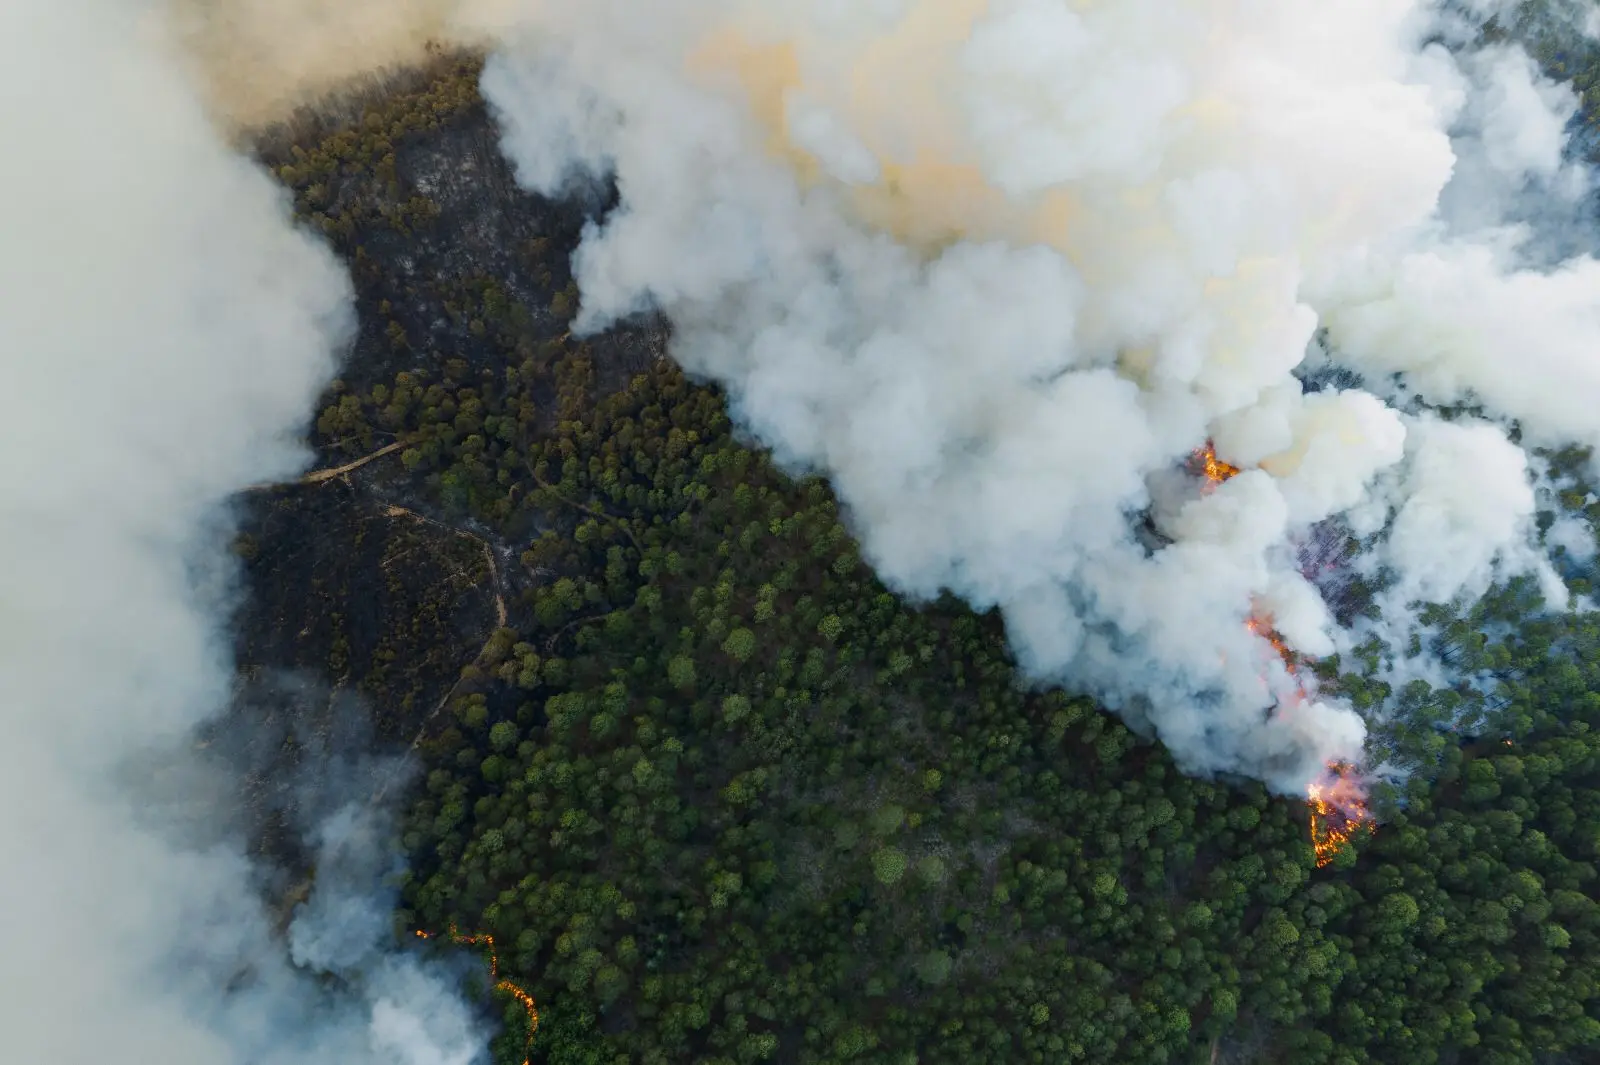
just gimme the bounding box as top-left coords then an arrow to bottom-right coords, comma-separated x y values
231,45 -> 1600,1065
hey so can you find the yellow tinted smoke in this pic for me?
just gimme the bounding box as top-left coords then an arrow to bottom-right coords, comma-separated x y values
687,4 -> 1088,256
172,0 -> 1083,255
170,0 -> 517,129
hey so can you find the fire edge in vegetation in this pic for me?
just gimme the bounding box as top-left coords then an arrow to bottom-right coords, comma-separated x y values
1197,440 -> 1376,867
416,926 -> 540,1063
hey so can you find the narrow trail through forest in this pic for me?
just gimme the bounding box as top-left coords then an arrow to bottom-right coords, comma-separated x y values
243,438 -> 408,492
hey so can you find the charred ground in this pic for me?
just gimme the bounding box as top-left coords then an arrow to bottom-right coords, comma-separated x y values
223,55 -> 661,873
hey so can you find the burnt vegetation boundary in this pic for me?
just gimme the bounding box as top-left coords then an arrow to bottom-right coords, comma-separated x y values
222,53 -> 1600,1065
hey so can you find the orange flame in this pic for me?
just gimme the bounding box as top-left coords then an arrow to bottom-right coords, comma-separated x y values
1245,615 -> 1296,674
1185,437 -> 1376,864
1190,432 -> 1375,866
1306,764 -> 1374,868
1243,615 -> 1375,867
415,926 -> 539,1063
1193,439 -> 1242,489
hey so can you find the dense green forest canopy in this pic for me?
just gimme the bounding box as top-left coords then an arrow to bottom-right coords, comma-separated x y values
245,46 -> 1600,1065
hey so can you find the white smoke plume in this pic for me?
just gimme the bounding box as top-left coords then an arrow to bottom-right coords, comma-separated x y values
1,1 -> 485,1061
463,0 -> 1600,792
147,0 -> 1600,791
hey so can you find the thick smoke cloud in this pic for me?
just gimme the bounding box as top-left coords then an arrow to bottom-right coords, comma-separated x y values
156,0 -> 1600,794
2,1 -> 483,1062
469,0 -> 1600,792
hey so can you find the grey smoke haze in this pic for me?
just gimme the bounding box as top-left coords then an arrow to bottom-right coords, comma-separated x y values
471,0 -> 1600,792
1,1 -> 484,1062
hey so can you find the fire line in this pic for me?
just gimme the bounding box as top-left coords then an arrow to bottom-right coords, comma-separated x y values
415,925 -> 539,1063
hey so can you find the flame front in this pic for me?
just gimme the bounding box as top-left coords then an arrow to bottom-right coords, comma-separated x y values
416,926 -> 539,1062
1190,441 -> 1375,866
1245,615 -> 1376,866
1307,765 -> 1374,867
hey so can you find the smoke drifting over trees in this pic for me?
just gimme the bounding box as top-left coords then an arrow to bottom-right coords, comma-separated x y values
466,0 -> 1600,790
1,1 -> 481,1062
10,0 -> 1600,1059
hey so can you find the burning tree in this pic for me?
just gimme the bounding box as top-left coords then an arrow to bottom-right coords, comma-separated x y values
1307,763 -> 1375,868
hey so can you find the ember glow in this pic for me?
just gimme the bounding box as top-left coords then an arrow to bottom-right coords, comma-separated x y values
1190,442 -> 1378,867
415,926 -> 539,1062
